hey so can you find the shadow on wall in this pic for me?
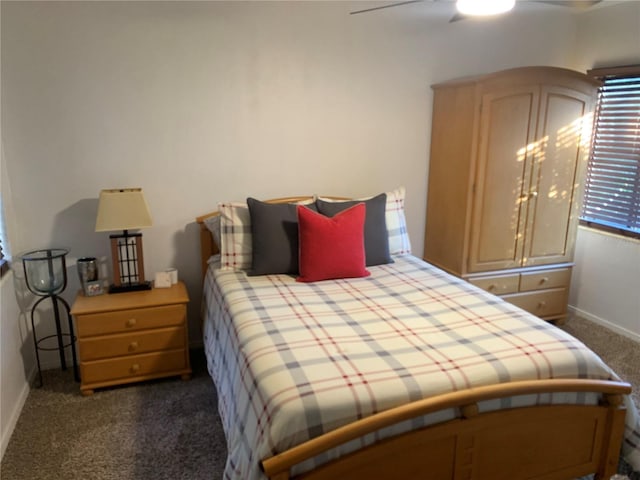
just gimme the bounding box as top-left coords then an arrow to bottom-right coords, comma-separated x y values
50,198 -> 111,292
171,221 -> 205,346
7,198 -> 105,374
50,198 -> 107,259
42,197 -> 206,347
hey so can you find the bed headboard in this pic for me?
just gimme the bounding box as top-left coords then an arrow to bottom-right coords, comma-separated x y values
195,195 -> 349,281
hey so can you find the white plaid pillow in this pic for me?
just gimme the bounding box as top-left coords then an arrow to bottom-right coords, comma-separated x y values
317,187 -> 411,256
385,186 -> 411,255
218,202 -> 252,271
217,198 -> 317,271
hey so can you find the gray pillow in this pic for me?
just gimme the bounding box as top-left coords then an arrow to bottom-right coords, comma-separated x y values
247,198 -> 317,276
316,193 -> 392,266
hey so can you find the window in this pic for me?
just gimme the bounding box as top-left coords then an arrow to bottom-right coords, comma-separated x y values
0,199 -> 9,277
581,65 -> 640,238
0,239 -> 7,277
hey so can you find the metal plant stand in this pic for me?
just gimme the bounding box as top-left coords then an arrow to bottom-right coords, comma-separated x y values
22,248 -> 80,387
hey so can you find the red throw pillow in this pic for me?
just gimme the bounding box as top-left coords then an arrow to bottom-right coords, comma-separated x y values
297,203 -> 370,283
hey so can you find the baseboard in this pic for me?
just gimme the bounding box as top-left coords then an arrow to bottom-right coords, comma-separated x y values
0,366 -> 37,462
568,305 -> 640,343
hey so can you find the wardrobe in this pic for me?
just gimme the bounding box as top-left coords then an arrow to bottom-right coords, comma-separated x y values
423,66 -> 600,321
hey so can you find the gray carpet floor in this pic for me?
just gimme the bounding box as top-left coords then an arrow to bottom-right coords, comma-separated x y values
1,315 -> 638,479
1,351 -> 227,479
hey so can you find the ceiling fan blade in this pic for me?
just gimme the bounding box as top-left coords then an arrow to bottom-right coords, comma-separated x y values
533,0 -> 602,9
350,0 -> 423,15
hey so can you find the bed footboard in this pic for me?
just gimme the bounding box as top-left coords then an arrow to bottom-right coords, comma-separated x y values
261,379 -> 631,480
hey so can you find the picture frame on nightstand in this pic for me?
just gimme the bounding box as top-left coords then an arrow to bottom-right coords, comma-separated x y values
84,281 -> 104,297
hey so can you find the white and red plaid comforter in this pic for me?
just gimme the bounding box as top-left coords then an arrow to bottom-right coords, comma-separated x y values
203,255 -> 640,479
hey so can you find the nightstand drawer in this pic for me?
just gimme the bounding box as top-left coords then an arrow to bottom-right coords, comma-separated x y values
79,327 -> 185,361
76,304 -> 185,337
520,268 -> 571,292
468,273 -> 520,295
80,350 -> 188,384
503,288 -> 567,318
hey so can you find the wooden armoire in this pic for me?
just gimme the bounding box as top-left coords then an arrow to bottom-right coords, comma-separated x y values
423,66 -> 600,321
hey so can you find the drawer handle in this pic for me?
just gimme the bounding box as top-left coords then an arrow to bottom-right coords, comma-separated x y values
128,341 -> 138,352
126,318 -> 137,327
537,301 -> 547,310
130,364 -> 140,373
488,284 -> 497,292
539,277 -> 549,285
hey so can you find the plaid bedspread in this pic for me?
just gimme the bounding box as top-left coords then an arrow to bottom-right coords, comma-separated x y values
203,255 -> 640,479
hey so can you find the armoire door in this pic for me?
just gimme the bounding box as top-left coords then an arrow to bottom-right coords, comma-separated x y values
468,86 -> 539,273
522,86 -> 594,267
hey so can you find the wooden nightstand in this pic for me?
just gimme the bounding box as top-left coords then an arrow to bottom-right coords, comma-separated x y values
71,282 -> 191,396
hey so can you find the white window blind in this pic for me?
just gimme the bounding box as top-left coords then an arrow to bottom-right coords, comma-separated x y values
0,238 -> 6,277
0,199 -> 7,277
581,66 -> 640,238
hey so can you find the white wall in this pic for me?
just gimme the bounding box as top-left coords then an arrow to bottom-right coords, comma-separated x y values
571,228 -> 640,341
0,273 -> 35,460
0,28 -> 32,452
0,0 -> 581,345
568,1 -> 640,341
1,140 -> 36,458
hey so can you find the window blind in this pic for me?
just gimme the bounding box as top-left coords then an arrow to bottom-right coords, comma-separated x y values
0,198 -> 9,277
0,239 -> 7,277
581,66 -> 640,237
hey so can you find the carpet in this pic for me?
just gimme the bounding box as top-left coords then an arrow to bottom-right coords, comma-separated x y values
560,315 -> 640,410
1,351 -> 227,479
560,316 -> 639,480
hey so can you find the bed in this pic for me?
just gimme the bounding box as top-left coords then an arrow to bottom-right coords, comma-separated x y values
196,190 -> 639,480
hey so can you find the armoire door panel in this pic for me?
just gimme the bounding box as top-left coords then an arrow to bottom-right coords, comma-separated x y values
523,87 -> 593,266
469,88 -> 539,272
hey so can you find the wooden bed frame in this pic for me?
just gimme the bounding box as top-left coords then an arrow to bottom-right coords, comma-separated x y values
195,198 -> 632,480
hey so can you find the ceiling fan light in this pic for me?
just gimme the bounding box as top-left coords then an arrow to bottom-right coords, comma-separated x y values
456,0 -> 516,16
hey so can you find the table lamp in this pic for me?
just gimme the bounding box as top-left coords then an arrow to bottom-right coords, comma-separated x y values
95,188 -> 153,293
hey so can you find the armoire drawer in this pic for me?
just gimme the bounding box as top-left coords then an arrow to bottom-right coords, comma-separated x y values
502,289 -> 567,318
520,268 -> 571,292
468,274 -> 520,295
76,304 -> 185,337
78,327 -> 186,361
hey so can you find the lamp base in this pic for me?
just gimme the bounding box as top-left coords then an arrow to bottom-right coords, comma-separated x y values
108,281 -> 152,294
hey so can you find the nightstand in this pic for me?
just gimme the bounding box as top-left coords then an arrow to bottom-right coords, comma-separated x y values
71,282 -> 191,396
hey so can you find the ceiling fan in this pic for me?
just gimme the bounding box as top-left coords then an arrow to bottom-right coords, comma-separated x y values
350,0 -> 602,23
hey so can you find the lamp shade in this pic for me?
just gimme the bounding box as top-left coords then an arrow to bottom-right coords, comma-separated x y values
456,0 -> 515,16
95,188 -> 153,232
